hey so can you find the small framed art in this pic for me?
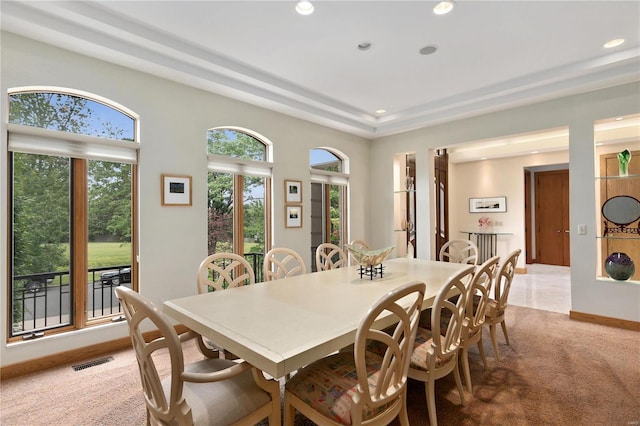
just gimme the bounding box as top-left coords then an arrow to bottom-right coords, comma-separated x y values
285,179 -> 302,204
469,196 -> 506,213
161,174 -> 192,206
285,205 -> 302,228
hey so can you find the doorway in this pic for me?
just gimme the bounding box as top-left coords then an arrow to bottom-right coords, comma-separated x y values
533,169 -> 570,266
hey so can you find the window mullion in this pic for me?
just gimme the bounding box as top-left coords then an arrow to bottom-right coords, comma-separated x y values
324,184 -> 331,243
234,175 -> 244,255
72,158 -> 88,328
264,177 -> 272,254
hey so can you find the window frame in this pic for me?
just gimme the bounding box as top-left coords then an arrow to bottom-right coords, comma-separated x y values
309,148 -> 349,249
7,87 -> 139,340
207,128 -> 273,260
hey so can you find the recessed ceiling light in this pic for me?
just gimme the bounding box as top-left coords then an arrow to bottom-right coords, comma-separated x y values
604,38 -> 624,48
295,0 -> 314,16
357,42 -> 372,51
376,109 -> 386,114
419,45 -> 438,55
433,1 -> 455,15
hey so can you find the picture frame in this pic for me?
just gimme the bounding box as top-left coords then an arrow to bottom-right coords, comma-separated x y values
469,196 -> 507,213
285,179 -> 302,204
285,205 -> 302,228
161,174 -> 192,206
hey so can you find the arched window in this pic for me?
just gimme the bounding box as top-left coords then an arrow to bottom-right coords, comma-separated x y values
310,148 -> 349,271
207,128 -> 272,281
7,88 -> 138,339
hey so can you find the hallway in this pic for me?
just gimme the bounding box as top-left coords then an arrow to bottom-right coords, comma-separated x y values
510,263 -> 571,314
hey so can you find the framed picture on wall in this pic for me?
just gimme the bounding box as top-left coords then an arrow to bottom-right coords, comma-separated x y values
285,179 -> 302,204
285,205 -> 302,228
161,174 -> 192,206
469,196 -> 506,213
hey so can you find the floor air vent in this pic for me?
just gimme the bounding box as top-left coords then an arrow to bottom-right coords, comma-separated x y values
72,356 -> 114,371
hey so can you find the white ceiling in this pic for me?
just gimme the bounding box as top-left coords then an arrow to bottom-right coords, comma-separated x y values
1,0 -> 639,141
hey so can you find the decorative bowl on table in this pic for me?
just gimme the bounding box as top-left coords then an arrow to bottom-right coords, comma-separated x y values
345,244 -> 396,267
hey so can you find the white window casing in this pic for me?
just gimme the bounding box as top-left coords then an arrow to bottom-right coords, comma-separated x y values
310,168 -> 349,186
207,153 -> 272,178
7,123 -> 139,164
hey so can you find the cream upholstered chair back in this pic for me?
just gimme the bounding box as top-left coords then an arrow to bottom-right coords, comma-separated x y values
439,239 -> 479,265
466,256 -> 500,333
114,286 -> 280,426
197,252 -> 255,294
196,252 -> 255,358
407,264 -> 475,426
116,286 -> 183,424
494,249 -> 521,310
429,267 -> 472,361
263,247 -> 306,281
283,281 -> 425,425
315,243 -> 347,271
353,281 -> 425,416
484,249 -> 522,361
458,255 -> 500,393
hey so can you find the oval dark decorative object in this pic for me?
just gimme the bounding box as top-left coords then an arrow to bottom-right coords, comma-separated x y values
604,252 -> 635,281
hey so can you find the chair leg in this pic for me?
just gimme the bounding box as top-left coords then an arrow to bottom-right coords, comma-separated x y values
425,378 -> 438,426
283,393 -> 296,426
490,323 -> 501,361
269,384 -> 281,426
398,390 -> 410,426
453,355 -> 467,406
500,320 -> 510,345
477,337 -> 488,369
460,346 -> 472,394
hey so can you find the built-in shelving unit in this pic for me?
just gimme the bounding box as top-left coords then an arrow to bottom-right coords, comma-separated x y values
393,153 -> 416,258
596,151 -> 639,282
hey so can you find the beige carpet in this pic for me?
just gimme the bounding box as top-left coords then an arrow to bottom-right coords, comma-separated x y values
1,305 -> 638,425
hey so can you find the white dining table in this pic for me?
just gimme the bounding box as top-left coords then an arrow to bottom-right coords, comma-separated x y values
163,257 -> 470,379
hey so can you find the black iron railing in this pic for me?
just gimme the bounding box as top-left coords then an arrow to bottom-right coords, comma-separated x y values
12,270 -> 71,337
11,253 -> 265,338
11,266 -> 131,338
244,252 -> 264,283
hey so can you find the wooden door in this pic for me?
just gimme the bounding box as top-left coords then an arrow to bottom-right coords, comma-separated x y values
600,150 -> 640,280
535,170 -> 570,266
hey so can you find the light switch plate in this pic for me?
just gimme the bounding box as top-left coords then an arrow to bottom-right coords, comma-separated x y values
578,224 -> 587,235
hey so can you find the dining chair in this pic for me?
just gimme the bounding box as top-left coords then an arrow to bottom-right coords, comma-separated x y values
197,252 -> 255,293
263,247 -> 306,281
114,286 -> 281,426
284,281 -> 426,426
439,239 -> 479,265
457,255 -> 500,393
196,252 -> 255,359
481,249 -> 522,361
315,242 -> 347,271
407,264 -> 475,426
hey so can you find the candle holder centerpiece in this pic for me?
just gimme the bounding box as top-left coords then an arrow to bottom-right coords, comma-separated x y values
345,244 -> 395,280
